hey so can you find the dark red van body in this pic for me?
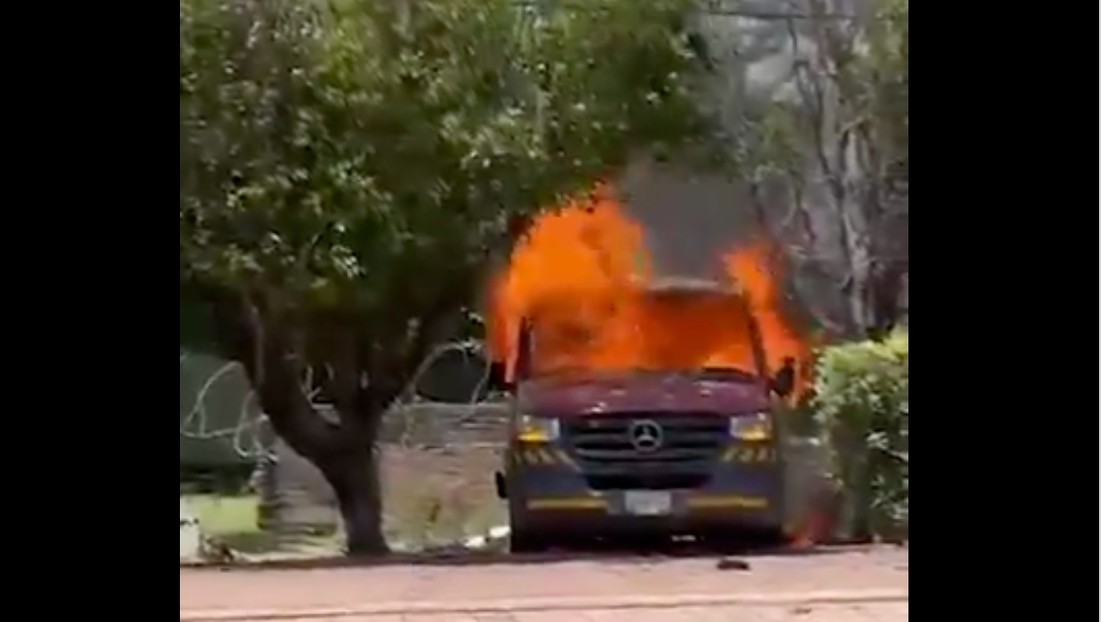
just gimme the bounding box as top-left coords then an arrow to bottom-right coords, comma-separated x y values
494,280 -> 789,551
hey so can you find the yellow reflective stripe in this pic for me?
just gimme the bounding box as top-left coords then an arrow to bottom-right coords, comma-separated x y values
687,495 -> 769,509
527,498 -> 608,510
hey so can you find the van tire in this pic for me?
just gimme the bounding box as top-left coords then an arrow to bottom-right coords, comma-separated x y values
509,528 -> 549,554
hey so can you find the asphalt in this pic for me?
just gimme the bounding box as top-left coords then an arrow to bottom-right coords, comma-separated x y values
180,588 -> 909,621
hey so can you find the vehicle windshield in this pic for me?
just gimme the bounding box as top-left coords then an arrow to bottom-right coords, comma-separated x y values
523,285 -> 762,380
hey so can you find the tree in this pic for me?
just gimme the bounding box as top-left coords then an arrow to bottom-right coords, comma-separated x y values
717,0 -> 908,339
180,0 -> 705,554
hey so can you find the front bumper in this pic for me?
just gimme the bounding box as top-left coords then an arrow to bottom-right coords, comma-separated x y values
504,442 -> 786,535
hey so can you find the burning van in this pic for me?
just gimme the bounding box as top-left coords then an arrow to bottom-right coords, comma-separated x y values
486,184 -> 810,551
490,277 -> 797,551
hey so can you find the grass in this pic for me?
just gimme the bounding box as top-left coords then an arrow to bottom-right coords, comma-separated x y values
185,494 -> 346,555
182,445 -> 507,558
186,494 -> 258,534
183,494 -> 282,554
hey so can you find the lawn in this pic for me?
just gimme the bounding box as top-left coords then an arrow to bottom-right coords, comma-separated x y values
183,494 -> 282,553
182,445 -> 507,557
185,494 -> 258,534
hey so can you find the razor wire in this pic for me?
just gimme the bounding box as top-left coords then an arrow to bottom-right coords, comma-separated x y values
180,337 -> 503,461
179,355 -> 275,461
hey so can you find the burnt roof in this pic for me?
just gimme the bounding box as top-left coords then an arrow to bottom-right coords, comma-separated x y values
644,276 -> 741,296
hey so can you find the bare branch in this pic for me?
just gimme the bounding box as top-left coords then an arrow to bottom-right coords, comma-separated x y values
786,15 -> 843,206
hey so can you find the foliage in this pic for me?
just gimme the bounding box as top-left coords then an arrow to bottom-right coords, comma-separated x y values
720,0 -> 909,338
180,0 -> 707,554
180,0 -> 704,312
813,329 -> 908,539
862,0 -> 908,203
743,0 -> 909,188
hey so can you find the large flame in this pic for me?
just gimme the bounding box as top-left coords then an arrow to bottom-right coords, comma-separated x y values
489,184 -> 809,387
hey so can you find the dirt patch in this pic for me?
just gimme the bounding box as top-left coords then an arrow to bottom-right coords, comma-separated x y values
381,444 -> 506,548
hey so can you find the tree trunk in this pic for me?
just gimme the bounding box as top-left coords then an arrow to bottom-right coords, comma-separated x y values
319,448 -> 388,556
209,295 -> 388,556
868,262 -> 905,339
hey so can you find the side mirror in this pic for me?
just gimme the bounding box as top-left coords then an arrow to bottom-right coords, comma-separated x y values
486,319 -> 533,395
515,320 -> 533,380
487,361 -> 515,394
769,358 -> 796,399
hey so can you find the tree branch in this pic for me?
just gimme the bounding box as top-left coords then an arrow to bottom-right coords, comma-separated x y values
211,291 -> 340,458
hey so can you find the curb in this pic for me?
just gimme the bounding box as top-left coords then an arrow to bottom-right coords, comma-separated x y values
180,589 -> 909,620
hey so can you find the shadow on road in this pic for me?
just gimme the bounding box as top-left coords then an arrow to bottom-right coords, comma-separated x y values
184,542 -> 893,573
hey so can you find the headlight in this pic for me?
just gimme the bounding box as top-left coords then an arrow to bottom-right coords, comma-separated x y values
729,412 -> 772,441
517,414 -> 560,443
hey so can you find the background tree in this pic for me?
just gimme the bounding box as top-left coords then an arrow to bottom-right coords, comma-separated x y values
180,0 -> 705,555
712,0 -> 908,338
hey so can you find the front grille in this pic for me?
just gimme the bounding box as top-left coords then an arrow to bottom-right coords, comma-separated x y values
564,413 -> 727,489
583,472 -> 710,490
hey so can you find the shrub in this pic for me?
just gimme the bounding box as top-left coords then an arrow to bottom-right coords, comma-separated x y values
813,330 -> 908,540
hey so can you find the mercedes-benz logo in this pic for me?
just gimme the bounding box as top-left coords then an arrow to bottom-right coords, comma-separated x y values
629,419 -> 663,452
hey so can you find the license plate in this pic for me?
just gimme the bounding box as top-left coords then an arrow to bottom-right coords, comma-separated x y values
624,490 -> 672,516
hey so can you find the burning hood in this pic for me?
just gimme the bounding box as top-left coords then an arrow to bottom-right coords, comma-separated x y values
517,370 -> 769,417
487,183 -> 812,396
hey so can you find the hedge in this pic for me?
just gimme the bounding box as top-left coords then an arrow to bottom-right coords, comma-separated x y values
812,329 -> 908,540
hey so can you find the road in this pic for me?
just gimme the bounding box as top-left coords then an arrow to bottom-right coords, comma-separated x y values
179,546 -> 908,622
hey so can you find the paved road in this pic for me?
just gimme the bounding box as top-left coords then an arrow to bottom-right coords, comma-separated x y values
180,546 -> 908,622
253,601 -> 908,622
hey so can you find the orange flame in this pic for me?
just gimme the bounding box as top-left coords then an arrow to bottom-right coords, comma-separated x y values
489,184 -> 809,387
722,244 -> 811,383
